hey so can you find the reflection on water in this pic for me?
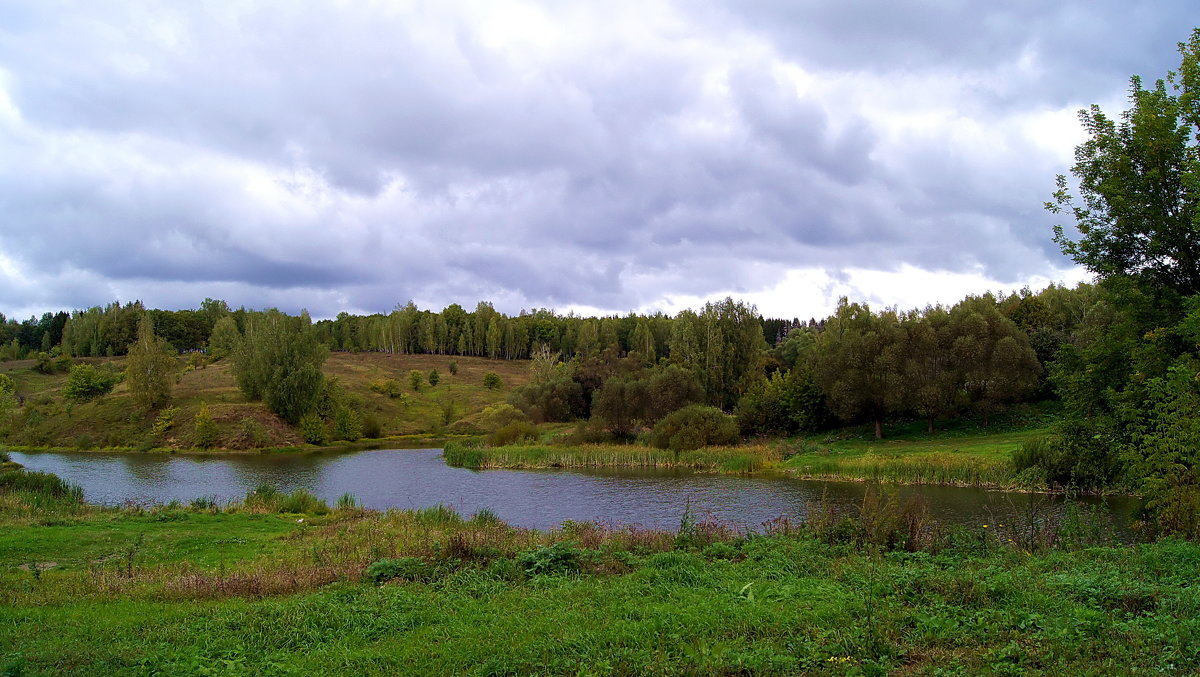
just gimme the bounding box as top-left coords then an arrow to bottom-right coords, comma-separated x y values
6,448 -> 1140,533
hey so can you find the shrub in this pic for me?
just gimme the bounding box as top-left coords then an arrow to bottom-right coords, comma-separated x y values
299,412 -> 327,445
0,469 -> 83,502
361,414 -> 382,439
448,361 -> 459,376
649,405 -> 739,452
151,407 -> 179,438
478,403 -> 529,432
230,417 -> 269,449
408,370 -> 424,392
482,372 -> 502,390
336,492 -> 360,510
63,363 -> 120,403
369,378 -> 404,398
193,404 -> 219,448
517,542 -> 582,577
332,406 -> 363,442
428,369 -> 440,387
486,421 -> 539,447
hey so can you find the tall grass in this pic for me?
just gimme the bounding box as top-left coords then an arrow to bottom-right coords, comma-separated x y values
790,451 -> 1015,487
443,441 -> 781,472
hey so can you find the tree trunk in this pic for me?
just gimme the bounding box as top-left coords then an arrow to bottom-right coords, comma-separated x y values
874,418 -> 883,439
927,416 -> 935,434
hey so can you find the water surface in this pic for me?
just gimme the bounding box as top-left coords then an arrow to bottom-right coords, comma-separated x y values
7,448 -> 1140,533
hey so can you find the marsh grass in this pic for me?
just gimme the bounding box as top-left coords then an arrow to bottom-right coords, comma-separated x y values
443,441 -> 782,472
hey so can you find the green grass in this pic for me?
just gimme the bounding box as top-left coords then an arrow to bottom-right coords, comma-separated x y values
444,441 -> 783,473
2,494 -> 1198,675
0,353 -> 531,451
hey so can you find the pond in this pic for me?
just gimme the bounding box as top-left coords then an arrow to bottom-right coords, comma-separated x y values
6,448 -> 1141,535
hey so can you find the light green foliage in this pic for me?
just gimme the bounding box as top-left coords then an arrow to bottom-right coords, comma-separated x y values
0,373 -> 16,419
206,315 -> 241,361
62,363 -> 120,403
125,317 -> 176,410
231,417 -> 269,449
408,369 -> 424,392
368,378 -> 404,398
428,369 -> 440,387
448,361 -> 459,376
332,406 -> 363,442
192,404 -> 218,449
299,412 -> 327,445
649,404 -> 739,452
482,371 -> 503,390
150,407 -> 178,438
231,310 -> 327,424
478,403 -> 528,432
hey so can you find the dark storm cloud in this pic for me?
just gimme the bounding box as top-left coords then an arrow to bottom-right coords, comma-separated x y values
0,0 -> 1193,319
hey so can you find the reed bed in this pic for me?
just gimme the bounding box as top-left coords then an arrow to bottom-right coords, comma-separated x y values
443,441 -> 782,473
789,451 -> 1016,487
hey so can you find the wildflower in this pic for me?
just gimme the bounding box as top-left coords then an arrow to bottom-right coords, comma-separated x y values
982,524 -> 988,528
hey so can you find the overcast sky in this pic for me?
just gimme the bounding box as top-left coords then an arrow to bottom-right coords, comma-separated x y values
0,1 -> 1192,321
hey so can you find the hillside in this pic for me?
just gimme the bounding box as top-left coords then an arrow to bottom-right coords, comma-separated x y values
0,353 -> 531,451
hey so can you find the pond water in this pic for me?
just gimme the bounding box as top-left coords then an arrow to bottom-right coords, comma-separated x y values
6,448 -> 1140,534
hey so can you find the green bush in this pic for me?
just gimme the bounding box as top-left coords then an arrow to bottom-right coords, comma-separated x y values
193,404 -> 219,448
482,372 -> 503,390
486,421 -> 538,447
408,370 -> 424,392
63,363 -> 120,403
428,369 -> 440,387
332,406 -> 363,442
299,412 -> 327,445
448,361 -> 459,376
477,403 -> 528,432
517,542 -> 582,577
649,405 -> 739,451
361,414 -> 382,439
369,378 -> 404,398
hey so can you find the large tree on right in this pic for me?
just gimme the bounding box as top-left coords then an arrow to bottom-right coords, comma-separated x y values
1048,28 -> 1200,295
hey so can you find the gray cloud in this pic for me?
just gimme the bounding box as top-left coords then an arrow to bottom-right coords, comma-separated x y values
0,1 -> 1192,320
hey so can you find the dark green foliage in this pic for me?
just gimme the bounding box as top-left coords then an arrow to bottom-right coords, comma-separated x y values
442,441 -> 486,469
448,360 -> 459,376
62,363 -> 120,403
591,364 -> 705,437
299,412 -> 327,445
0,469 -> 83,502
192,404 -> 219,449
482,372 -> 502,390
367,557 -> 432,584
517,542 -> 582,577
814,299 -> 906,439
508,372 -> 582,423
0,374 -> 15,419
486,421 -> 538,447
1048,29 -> 1200,295
735,367 -> 829,436
33,351 -> 69,375
649,405 -> 739,451
232,310 -> 327,424
427,369 -> 440,387
361,414 -> 382,439
669,298 -> 766,410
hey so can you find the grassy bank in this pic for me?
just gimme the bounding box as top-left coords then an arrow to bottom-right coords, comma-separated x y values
1,468 -> 1197,675
0,353 -> 529,452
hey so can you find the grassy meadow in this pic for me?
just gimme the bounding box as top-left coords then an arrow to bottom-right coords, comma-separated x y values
1,469 -> 1197,676
0,353 -> 530,452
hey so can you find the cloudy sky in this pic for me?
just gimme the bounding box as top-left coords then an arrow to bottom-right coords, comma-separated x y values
0,1 -> 1192,321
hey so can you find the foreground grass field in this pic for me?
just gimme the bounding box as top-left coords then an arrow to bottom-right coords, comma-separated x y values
2,467 -> 1198,675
